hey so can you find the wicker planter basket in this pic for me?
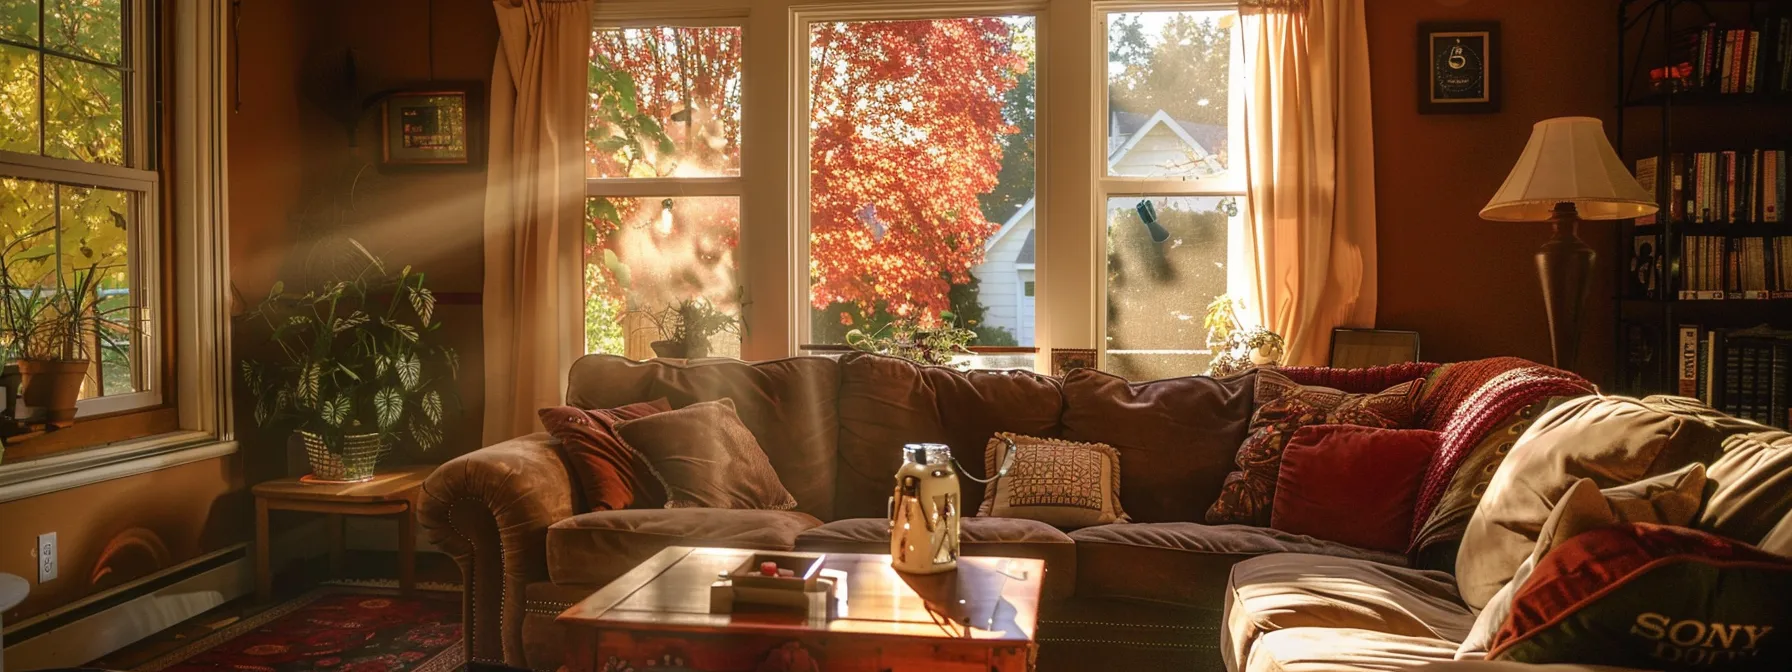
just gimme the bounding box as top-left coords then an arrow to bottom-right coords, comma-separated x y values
298,430 -> 386,483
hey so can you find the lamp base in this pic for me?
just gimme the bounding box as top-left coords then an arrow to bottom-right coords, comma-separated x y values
1535,202 -> 1595,372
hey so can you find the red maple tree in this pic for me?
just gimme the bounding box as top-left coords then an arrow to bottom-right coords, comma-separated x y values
587,19 -> 1022,328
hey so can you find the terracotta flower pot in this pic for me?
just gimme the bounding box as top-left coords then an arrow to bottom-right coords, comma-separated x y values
15,359 -> 91,427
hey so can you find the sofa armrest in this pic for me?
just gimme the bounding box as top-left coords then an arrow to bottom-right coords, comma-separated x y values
419,432 -> 574,669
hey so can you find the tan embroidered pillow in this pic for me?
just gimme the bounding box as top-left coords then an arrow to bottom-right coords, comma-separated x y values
976,432 -> 1129,529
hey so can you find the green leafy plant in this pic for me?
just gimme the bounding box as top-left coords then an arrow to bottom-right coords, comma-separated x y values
844,311 -> 979,368
0,225 -> 135,364
239,241 -> 458,454
1204,295 -> 1285,377
630,295 -> 744,357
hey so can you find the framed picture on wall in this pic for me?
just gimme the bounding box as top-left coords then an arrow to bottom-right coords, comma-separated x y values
1417,21 -> 1500,114
380,85 -> 483,169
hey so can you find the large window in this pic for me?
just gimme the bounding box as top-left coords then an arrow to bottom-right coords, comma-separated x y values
1,0 -> 158,413
1101,9 -> 1247,380
803,16 -> 1038,352
584,24 -> 743,359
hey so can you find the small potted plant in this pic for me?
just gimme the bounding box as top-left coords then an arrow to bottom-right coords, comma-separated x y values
239,242 -> 458,482
638,297 -> 742,359
845,311 -> 979,368
0,227 -> 135,427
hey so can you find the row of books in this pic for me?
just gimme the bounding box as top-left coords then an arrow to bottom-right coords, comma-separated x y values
1635,150 -> 1788,225
1668,20 -> 1792,95
1677,326 -> 1792,429
1630,234 -> 1792,299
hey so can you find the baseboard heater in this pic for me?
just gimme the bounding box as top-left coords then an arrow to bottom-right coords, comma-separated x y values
2,545 -> 252,670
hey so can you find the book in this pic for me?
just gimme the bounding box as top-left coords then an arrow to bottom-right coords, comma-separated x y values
1636,157 -> 1659,225
1679,325 -> 1700,397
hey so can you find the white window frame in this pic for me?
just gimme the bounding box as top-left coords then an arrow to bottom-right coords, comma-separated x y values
1094,1 -> 1249,372
0,0 -> 165,416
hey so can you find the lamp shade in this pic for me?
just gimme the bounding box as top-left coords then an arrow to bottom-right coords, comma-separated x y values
1480,117 -> 1660,222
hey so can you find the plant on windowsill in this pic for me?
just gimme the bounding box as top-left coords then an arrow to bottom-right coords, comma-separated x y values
0,227 -> 136,429
844,311 -> 979,368
1204,295 -> 1285,377
635,296 -> 743,359
239,240 -> 459,483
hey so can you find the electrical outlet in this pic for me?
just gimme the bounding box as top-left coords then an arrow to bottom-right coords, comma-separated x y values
37,532 -> 57,583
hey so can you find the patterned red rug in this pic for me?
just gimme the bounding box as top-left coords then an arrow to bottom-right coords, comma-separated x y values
138,589 -> 462,672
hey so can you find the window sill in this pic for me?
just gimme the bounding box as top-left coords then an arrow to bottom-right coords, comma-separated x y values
0,430 -> 235,504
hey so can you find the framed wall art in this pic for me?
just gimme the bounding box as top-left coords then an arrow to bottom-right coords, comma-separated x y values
380,85 -> 483,169
1417,21 -> 1500,114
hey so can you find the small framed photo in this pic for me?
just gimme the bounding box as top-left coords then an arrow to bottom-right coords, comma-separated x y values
1417,21 -> 1500,114
1050,348 -> 1098,377
381,86 -> 482,169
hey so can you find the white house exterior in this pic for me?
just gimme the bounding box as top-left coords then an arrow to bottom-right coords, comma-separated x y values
972,109 -> 1222,342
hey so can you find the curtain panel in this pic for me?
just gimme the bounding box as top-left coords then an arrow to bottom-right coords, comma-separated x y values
482,0 -> 592,444
1239,0 -> 1378,366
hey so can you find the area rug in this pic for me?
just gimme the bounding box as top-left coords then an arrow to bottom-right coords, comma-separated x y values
136,588 -> 462,672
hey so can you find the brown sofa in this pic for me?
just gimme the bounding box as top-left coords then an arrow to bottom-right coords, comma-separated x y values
1222,395 -> 1792,672
420,352 -> 1576,671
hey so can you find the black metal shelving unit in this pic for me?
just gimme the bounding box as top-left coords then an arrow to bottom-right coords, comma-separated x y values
1613,0 -> 1792,397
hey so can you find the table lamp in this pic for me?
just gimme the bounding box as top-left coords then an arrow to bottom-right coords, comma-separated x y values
1480,116 -> 1658,372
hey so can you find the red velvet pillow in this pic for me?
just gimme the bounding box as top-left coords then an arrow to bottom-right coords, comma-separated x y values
539,399 -> 672,512
1269,425 -> 1440,553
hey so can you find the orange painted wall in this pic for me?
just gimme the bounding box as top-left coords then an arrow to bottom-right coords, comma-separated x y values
0,457 -> 244,623
1366,0 -> 1619,386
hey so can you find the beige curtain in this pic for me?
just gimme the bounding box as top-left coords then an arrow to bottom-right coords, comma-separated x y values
482,0 -> 591,444
1238,0 -> 1378,367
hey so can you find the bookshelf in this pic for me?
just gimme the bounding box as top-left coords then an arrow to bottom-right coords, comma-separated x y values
1615,0 -> 1792,429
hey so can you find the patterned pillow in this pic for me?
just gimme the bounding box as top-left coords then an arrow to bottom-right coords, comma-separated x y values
977,432 -> 1129,529
1205,368 -> 1421,526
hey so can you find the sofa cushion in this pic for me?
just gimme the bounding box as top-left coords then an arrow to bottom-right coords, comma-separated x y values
1225,553 -> 1472,672
833,352 -> 1065,519
793,516 -> 1077,599
1700,427 -> 1792,546
546,508 -> 822,587
1244,627 -> 1459,672
1457,395 -> 1726,610
1209,370 -> 1421,526
563,355 -> 841,520
1068,522 -> 1406,611
613,399 -> 798,511
977,433 -> 1129,529
1270,425 -> 1440,553
1060,368 -> 1256,523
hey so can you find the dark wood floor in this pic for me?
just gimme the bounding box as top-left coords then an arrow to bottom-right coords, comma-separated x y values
89,550 -> 462,670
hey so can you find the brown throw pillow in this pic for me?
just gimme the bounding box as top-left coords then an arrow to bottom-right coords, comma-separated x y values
1206,369 -> 1421,526
613,398 -> 798,511
539,399 -> 672,512
976,432 -> 1129,529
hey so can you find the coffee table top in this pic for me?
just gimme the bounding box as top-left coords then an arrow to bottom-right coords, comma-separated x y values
559,547 -> 1043,644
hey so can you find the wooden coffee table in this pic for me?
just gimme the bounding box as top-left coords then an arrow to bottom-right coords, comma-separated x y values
558,546 -> 1043,672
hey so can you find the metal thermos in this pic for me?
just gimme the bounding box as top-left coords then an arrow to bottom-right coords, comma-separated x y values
889,443 -> 961,574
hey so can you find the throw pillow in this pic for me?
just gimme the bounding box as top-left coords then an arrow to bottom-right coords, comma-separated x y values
1456,395 -> 1727,610
1269,425 -> 1441,553
976,432 -> 1129,529
1485,522 -> 1792,669
613,398 -> 798,511
539,399 -> 673,511
1456,464 -> 1709,660
1206,369 -> 1421,526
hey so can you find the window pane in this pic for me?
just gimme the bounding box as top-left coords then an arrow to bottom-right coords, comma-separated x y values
807,17 -> 1037,348
584,196 -> 740,359
0,177 -> 54,296
588,26 -> 742,179
0,0 -> 37,45
44,54 -> 123,164
0,44 -> 39,154
1105,196 -> 1240,381
45,0 -> 121,64
1106,10 -> 1234,179
58,183 -> 135,397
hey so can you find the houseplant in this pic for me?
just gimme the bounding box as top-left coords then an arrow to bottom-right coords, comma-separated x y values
0,226 -> 134,427
240,241 -> 458,482
845,311 -> 979,368
637,297 -> 742,359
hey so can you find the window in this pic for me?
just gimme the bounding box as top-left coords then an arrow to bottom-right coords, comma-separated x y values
584,24 -> 744,359
1101,9 -> 1248,380
1,0 -> 159,414
802,15 -> 1038,351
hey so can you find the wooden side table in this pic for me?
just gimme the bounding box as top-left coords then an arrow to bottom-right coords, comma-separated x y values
251,465 -> 434,602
